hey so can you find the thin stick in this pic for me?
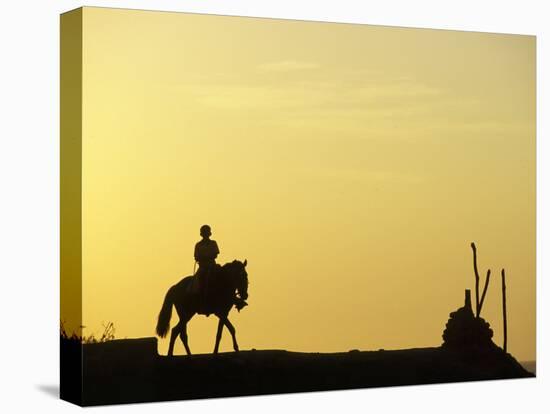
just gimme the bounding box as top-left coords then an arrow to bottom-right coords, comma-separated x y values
501,269 -> 508,352
478,269 -> 491,317
471,242 -> 480,317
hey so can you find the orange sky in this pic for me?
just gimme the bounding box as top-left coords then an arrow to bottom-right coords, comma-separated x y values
71,7 -> 535,360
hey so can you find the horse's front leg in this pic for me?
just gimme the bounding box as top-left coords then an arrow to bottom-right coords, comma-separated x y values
224,318 -> 239,352
213,317 -> 224,354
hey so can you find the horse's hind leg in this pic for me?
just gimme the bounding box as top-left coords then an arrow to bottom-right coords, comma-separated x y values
168,321 -> 182,357
179,314 -> 192,355
224,318 -> 239,352
213,318 -> 224,354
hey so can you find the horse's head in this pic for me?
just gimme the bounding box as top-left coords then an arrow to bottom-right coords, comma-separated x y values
231,259 -> 249,301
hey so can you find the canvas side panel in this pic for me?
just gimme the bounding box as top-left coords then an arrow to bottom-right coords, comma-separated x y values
60,7 -> 83,406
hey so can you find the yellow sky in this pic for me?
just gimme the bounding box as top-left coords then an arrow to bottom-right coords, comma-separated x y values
78,7 -> 535,360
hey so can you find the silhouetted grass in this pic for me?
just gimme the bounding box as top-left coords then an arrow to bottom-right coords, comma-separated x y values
61,321 -> 116,344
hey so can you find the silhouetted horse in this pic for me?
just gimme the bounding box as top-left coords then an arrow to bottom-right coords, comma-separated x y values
156,259 -> 249,355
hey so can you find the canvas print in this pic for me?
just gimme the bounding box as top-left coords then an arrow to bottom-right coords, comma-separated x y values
60,7 -> 536,406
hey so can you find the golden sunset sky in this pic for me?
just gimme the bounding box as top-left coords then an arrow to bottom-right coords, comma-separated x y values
76,7 -> 535,360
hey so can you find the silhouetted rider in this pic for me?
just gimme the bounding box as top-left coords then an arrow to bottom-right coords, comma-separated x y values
194,225 -> 219,303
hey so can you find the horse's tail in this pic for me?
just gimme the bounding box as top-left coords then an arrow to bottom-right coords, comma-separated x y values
156,286 -> 175,338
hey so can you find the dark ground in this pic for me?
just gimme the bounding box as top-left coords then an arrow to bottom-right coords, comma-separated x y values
61,337 -> 533,406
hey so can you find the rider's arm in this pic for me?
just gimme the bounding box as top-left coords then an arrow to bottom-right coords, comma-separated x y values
213,241 -> 219,259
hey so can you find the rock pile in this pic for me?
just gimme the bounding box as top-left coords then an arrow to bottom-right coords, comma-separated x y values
442,289 -> 494,350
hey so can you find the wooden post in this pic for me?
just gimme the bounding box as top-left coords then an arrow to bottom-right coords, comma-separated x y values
464,289 -> 473,313
501,269 -> 508,353
471,242 -> 480,317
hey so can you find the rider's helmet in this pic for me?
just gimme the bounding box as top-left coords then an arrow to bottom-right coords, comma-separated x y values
200,224 -> 212,237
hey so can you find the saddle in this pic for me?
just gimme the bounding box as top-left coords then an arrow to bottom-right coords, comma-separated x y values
190,265 -> 221,315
